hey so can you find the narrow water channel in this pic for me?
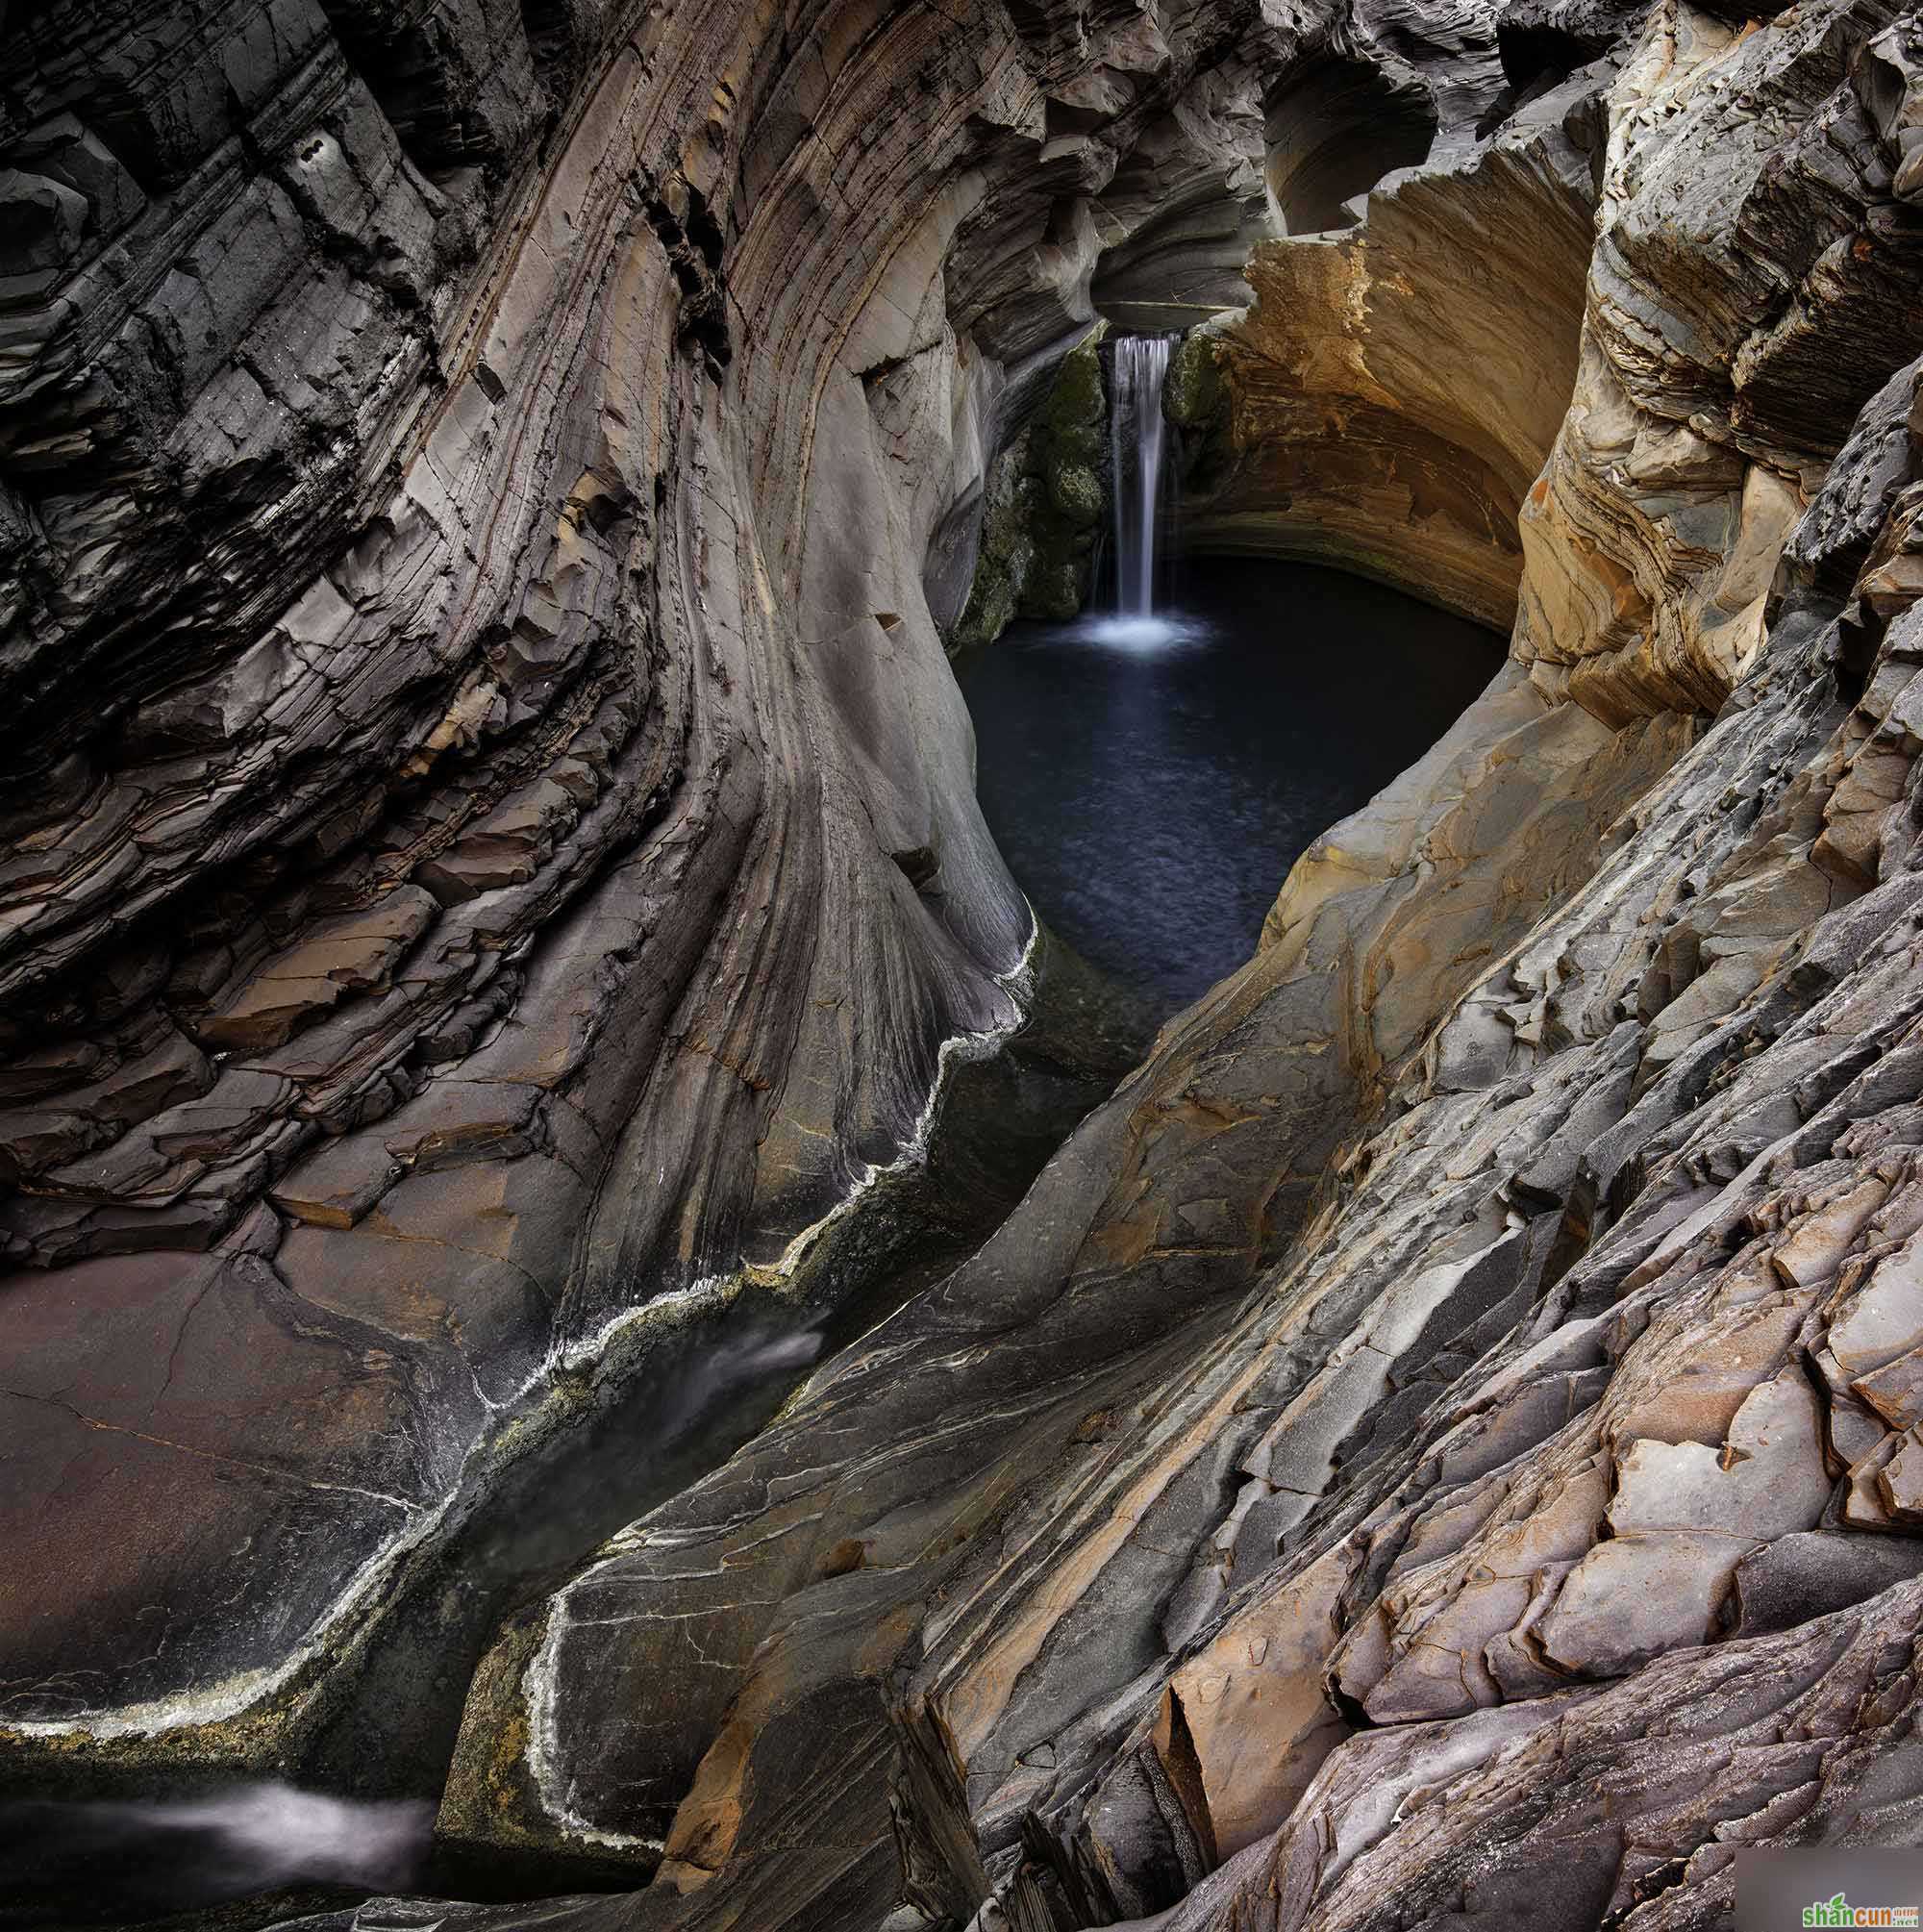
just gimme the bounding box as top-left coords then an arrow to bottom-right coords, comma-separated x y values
959,557 -> 1505,1014
0,935 -> 1146,1932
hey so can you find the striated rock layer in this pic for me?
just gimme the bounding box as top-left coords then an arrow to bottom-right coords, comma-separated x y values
1173,70 -> 1603,630
0,0 -> 1269,1778
285,2 -> 1923,1929
8,0 -> 1923,1931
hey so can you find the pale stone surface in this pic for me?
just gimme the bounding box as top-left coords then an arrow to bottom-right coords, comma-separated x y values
1537,1531 -> 1758,1675
1605,1375 -> 1833,1541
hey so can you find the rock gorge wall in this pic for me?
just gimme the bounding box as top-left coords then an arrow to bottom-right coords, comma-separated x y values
1171,66 -> 1604,629
279,2 -> 1923,1929
0,0 -> 1284,1777
947,330 -> 1110,647
7,5 -> 1923,1932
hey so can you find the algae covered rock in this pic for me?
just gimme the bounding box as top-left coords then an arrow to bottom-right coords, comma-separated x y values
951,438 -> 1040,650
1164,314 -> 1235,498
1046,461 -> 1104,528
1025,553 -> 1086,619
1040,328 -> 1107,464
1164,321 -> 1227,428
951,327 -> 1111,647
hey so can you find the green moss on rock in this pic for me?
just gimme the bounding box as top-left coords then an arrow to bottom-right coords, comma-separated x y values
1164,314 -> 1237,496
1163,327 -> 1224,429
1046,460 -> 1103,529
947,326 -> 1112,649
1012,328 -> 1109,622
1040,332 -> 1107,464
1025,554 -> 1085,620
951,444 -> 1037,652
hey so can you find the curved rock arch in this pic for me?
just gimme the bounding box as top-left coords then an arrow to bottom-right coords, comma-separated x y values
1262,45 -> 1439,237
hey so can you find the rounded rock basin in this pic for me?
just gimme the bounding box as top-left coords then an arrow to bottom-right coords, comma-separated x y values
958,557 -> 1505,1014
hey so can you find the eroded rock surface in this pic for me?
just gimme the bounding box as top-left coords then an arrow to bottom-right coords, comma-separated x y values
299,4 -> 1923,1928
9,0 -> 1923,1928
0,0 -> 1266,1777
1178,72 -> 1605,628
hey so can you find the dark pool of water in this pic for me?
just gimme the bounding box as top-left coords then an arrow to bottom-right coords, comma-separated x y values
959,557 -> 1504,1015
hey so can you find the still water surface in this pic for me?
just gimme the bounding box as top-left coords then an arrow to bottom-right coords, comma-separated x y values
960,558 -> 1504,1014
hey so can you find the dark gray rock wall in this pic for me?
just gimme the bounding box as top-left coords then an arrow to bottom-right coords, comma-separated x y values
9,1 -> 1923,1931
0,0 -> 1277,1773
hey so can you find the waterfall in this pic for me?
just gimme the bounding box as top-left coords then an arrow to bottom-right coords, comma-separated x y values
1109,335 -> 1174,621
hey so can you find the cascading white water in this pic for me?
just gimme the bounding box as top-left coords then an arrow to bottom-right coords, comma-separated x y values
6,1782 -> 436,1918
1109,334 -> 1174,620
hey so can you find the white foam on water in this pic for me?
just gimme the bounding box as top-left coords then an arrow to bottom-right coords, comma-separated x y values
15,905 -> 1039,1752
1078,613 -> 1206,652
39,1782 -> 436,1891
516,914 -> 1044,1848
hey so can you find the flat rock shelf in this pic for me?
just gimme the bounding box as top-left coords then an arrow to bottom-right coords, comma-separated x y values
959,558 -> 1504,1013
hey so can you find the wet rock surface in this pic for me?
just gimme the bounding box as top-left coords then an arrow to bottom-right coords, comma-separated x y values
8,0 -> 1923,1929
950,333 -> 1111,648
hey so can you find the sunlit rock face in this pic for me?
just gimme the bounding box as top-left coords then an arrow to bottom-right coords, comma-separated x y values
10,0 -> 1923,1927
0,0 -> 1277,1770
1515,0 -> 1923,723
1175,61 -> 1605,630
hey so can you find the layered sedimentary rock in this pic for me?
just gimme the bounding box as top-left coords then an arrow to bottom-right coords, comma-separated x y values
1173,64 -> 1604,629
11,0 -> 1923,1929
1262,46 -> 1441,236
1515,0 -> 1923,720
300,3 -> 1923,1929
1086,57 -> 1268,330
0,0 -> 1269,1777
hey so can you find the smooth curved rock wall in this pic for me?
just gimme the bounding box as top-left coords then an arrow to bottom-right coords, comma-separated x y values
1177,63 -> 1605,631
0,0 -> 1277,1772
1261,47 -> 1438,234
